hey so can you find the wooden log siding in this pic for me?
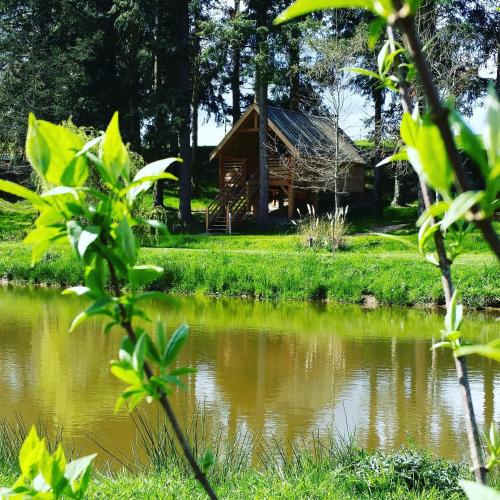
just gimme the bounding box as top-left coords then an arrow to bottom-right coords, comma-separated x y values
268,155 -> 291,185
343,163 -> 365,193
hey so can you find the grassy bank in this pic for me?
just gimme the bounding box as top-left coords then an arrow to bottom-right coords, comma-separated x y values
0,459 -> 470,499
0,421 -> 476,500
0,242 -> 497,307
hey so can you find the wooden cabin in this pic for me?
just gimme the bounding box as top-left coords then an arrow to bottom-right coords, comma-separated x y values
206,104 -> 366,233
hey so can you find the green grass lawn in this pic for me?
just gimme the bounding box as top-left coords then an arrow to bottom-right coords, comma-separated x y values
0,200 -> 497,307
0,444 -> 479,499
0,242 -> 496,307
0,199 -> 37,242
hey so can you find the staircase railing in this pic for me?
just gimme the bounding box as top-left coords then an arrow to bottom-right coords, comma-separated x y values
205,166 -> 246,228
205,169 -> 259,232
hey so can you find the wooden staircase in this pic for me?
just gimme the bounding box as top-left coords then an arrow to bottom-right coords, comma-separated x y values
205,167 -> 259,233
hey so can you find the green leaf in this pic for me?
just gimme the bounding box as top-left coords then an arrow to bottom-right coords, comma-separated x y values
418,217 -> 440,254
84,257 -> 106,297
101,112 -> 129,182
41,186 -> 80,201
40,445 -> 65,491
200,449 -> 215,473
416,201 -> 450,227
400,112 -> 420,147
460,480 -> 500,500
489,421 -> 500,451
24,226 -> 66,247
274,0 -> 374,25
0,180 -> 46,208
69,297 -> 113,332
445,290 -> 462,333
77,460 -> 93,496
129,390 -> 148,411
111,364 -> 142,385
154,374 -> 185,389
382,48 -> 405,74
431,340 -> 452,350
26,113 -> 50,182
444,330 -> 461,342
483,89 -> 500,180
371,233 -> 417,250
125,158 -> 179,203
368,17 -> 386,50
344,67 -> 381,80
407,119 -> 454,198
441,191 -> 484,231
424,253 -> 439,266
19,426 -> 43,480
77,226 -> 100,258
50,446 -> 68,495
156,321 -> 167,360
116,217 -> 137,264
132,332 -> 148,373
376,150 -> 408,167
77,135 -> 103,157
119,336 -> 135,362
114,396 -> 127,413
26,114 -> 88,186
377,40 -> 390,74
163,325 -> 189,367
129,265 -> 164,288
64,454 -> 96,483
450,111 -> 489,179
455,343 -> 500,362
23,226 -> 66,265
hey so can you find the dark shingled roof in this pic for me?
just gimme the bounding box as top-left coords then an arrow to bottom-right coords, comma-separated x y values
267,107 -> 365,164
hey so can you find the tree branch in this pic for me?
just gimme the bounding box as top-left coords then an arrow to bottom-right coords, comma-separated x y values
106,259 -> 218,500
387,24 -> 487,485
397,15 -> 500,260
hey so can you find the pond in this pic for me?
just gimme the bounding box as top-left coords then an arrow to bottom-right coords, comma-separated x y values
0,286 -> 499,465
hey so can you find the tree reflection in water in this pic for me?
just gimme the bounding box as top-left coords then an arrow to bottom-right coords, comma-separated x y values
0,286 -> 498,463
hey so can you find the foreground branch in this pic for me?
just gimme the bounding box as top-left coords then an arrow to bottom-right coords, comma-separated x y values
106,260 -> 218,500
387,25 -> 487,485
397,15 -> 500,260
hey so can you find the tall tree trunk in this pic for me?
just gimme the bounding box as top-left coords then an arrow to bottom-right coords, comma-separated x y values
392,173 -> 401,207
372,85 -> 383,217
191,89 -> 199,196
231,0 -> 242,124
496,37 -> 500,97
288,25 -> 300,112
257,79 -> 269,228
256,0 -> 269,228
178,0 -> 192,224
191,16 -> 201,197
153,4 -> 164,207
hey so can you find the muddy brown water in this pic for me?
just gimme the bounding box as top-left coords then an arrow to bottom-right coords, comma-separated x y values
0,286 -> 499,465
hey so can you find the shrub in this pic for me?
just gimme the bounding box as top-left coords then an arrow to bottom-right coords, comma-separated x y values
294,204 -> 349,251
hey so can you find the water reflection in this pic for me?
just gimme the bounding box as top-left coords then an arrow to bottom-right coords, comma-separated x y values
0,286 -> 498,461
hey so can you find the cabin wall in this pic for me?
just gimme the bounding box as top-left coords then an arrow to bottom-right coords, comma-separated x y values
342,163 -> 365,194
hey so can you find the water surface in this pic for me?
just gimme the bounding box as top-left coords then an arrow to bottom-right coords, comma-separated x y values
0,286 -> 499,463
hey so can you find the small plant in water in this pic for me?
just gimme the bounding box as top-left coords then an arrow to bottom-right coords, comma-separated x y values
0,113 -> 217,498
0,426 -> 95,499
